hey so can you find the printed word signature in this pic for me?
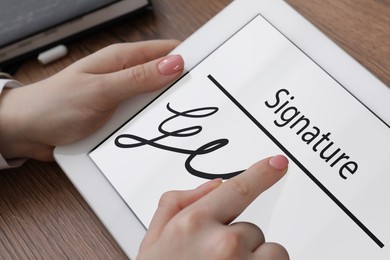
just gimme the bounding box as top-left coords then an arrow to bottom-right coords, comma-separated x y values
265,88 -> 359,179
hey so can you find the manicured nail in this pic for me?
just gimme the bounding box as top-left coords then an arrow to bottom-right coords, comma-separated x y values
269,155 -> 289,170
157,55 -> 184,75
196,178 -> 223,190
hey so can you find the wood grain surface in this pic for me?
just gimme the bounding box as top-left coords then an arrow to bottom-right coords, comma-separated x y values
1,0 -> 389,259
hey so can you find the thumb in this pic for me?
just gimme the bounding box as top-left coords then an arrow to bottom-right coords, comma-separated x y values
101,54 -> 184,103
139,178 -> 222,252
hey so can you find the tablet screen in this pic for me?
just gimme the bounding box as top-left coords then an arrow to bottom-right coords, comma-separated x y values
89,15 -> 390,259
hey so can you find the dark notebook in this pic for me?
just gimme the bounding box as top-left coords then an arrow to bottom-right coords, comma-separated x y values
0,0 -> 150,69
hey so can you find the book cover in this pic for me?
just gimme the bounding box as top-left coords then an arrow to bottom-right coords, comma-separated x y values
0,0 -> 119,47
0,0 -> 149,68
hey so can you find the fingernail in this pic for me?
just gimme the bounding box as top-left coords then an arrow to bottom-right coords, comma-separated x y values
269,155 -> 289,170
157,55 -> 184,75
196,178 -> 223,190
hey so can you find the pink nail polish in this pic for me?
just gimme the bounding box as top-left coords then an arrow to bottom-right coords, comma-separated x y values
269,155 -> 289,170
157,55 -> 184,75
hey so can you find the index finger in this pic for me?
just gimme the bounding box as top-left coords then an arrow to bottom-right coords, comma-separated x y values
192,155 -> 289,224
72,39 -> 180,73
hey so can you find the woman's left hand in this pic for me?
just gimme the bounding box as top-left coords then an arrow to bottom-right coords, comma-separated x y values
0,40 -> 184,160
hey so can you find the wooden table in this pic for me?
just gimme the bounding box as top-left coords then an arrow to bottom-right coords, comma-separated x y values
1,0 -> 389,258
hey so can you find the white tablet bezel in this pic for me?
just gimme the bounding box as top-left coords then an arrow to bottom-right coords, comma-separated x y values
54,0 -> 390,258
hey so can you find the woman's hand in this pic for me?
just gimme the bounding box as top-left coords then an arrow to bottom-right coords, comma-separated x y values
137,155 -> 290,260
0,40 -> 184,160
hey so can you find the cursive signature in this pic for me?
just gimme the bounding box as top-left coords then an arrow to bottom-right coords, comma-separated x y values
114,103 -> 244,179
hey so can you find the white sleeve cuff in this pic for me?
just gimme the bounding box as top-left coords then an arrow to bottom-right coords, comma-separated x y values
0,78 -> 26,170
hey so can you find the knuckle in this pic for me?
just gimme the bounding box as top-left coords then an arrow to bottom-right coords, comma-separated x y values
211,231 -> 242,260
158,190 -> 180,207
102,44 -> 123,61
266,242 -> 290,260
244,221 -> 263,235
227,178 -> 250,198
172,208 -> 209,235
130,64 -> 148,88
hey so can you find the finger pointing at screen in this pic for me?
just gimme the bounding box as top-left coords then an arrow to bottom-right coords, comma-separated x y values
137,155 -> 290,260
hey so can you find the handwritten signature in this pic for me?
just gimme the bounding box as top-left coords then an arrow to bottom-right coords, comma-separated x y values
114,103 -> 244,179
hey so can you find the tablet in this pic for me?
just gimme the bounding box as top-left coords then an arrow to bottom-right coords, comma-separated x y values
54,0 -> 390,259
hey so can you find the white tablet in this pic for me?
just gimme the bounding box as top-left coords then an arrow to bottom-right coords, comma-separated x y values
54,0 -> 390,259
